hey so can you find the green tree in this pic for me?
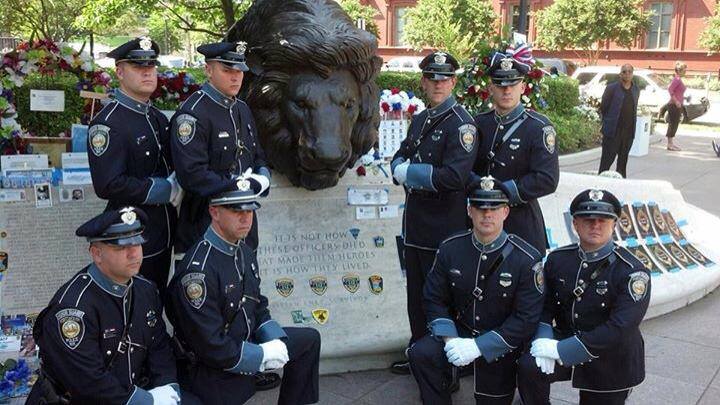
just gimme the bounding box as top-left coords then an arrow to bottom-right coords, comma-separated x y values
699,6 -> 720,54
0,0 -> 90,42
336,0 -> 380,38
534,0 -> 652,66
402,0 -> 498,62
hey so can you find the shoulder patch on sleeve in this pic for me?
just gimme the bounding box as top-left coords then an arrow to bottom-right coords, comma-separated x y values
628,271 -> 650,302
542,125 -> 556,154
533,262 -> 544,294
88,124 -> 110,156
181,272 -> 207,309
56,308 -> 85,350
458,124 -> 477,153
175,113 -> 197,145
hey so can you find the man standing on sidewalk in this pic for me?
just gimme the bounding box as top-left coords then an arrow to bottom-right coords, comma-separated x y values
598,64 -> 640,177
390,51 -> 478,374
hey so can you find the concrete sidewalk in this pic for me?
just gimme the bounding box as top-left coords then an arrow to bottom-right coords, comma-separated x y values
249,129 -> 720,405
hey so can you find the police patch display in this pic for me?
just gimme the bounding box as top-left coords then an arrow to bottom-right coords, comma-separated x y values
182,272 -> 207,309
88,124 -> 110,156
368,274 -> 383,294
628,271 -> 649,302
311,308 -> 329,325
532,262 -> 544,293
542,125 -> 556,154
55,308 -> 85,350
342,273 -> 360,293
458,124 -> 477,153
309,276 -> 327,296
175,114 -> 197,145
275,278 -> 294,297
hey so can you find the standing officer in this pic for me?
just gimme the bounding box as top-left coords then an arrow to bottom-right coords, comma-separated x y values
409,177 -> 545,404
166,180 -> 320,405
390,51 -> 478,373
170,41 -> 270,256
27,207 -> 180,404
517,189 -> 650,404
472,50 -> 559,254
88,37 -> 179,292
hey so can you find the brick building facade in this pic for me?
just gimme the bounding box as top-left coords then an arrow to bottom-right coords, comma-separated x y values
365,0 -> 720,73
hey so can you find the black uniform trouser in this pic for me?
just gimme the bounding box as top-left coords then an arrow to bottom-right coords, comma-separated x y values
140,248 -> 172,297
409,335 -> 513,405
599,126 -> 635,178
665,103 -> 682,138
405,246 -> 438,345
180,327 -> 320,405
517,352 -> 630,405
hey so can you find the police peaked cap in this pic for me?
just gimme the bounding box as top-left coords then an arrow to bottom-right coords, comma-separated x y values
209,177 -> 269,211
487,51 -> 530,86
107,37 -> 160,66
467,176 -> 510,208
76,207 -> 148,245
198,41 -> 249,72
570,189 -> 622,219
420,51 -> 460,81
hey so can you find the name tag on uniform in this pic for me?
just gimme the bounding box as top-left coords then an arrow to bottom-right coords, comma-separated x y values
218,131 -> 230,138
103,328 -> 119,339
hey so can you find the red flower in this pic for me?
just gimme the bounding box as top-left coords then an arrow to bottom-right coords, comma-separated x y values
482,57 -> 490,66
356,165 -> 366,176
407,104 -> 417,115
523,85 -> 532,96
479,89 -> 490,101
381,101 -> 391,113
528,69 -> 543,80
390,87 -> 400,95
467,85 -> 476,96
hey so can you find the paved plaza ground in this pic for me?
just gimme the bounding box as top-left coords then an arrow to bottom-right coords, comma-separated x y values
248,126 -> 720,405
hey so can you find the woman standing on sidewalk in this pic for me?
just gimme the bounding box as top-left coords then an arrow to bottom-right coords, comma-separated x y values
666,61 -> 687,151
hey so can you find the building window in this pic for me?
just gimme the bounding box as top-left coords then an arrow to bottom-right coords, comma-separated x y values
394,7 -> 409,46
510,3 -> 531,36
647,2 -> 673,49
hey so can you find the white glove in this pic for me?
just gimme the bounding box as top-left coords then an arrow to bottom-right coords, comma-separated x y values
149,384 -> 180,405
236,168 -> 270,192
530,338 -> 560,360
263,359 -> 286,370
393,161 -> 410,185
444,338 -> 481,367
260,339 -> 289,368
166,172 -> 184,207
535,355 -> 556,375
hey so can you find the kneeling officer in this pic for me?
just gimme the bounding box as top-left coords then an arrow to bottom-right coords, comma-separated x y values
27,207 -> 180,404
409,177 -> 545,404
166,179 -> 320,404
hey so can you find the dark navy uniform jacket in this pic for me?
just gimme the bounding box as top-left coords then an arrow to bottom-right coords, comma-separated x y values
167,226 -> 286,381
473,104 -> 559,253
170,83 -> 269,253
88,90 -> 177,258
35,264 -> 178,404
424,230 -> 544,396
536,241 -> 650,392
391,97 -> 478,250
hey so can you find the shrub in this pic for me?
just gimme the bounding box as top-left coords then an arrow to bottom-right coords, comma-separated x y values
545,109 -> 601,154
376,71 -> 423,97
544,75 -> 580,113
14,72 -> 85,137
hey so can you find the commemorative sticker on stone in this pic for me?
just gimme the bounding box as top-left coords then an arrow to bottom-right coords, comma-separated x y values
309,275 -> 328,296
342,273 -> 360,293
368,274 -> 383,294
275,278 -> 294,297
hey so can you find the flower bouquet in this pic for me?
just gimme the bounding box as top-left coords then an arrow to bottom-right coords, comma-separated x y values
379,88 -> 426,120
151,71 -> 201,111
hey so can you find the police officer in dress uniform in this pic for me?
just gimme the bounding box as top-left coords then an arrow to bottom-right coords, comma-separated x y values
166,179 -> 321,405
27,207 -> 180,405
390,51 -> 479,374
88,37 -> 179,293
170,41 -> 270,256
408,177 -> 545,404
517,189 -> 651,405
472,50 -> 559,254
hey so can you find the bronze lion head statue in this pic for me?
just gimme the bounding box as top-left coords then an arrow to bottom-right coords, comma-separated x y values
226,0 -> 382,190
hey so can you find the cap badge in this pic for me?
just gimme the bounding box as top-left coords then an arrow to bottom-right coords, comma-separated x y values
236,41 -> 247,54
237,179 -> 251,191
500,57 -> 514,71
434,53 -> 447,64
480,176 -> 495,191
589,189 -> 604,202
120,207 -> 137,225
139,37 -> 152,51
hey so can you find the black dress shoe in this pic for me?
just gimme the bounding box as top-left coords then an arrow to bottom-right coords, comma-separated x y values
390,360 -> 411,375
254,372 -> 281,391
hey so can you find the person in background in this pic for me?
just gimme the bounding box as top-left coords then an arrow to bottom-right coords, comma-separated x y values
666,61 -> 687,151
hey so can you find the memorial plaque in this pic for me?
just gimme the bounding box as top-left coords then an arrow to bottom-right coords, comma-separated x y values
663,210 -> 686,242
617,204 -> 638,240
648,203 -> 669,236
626,245 -> 663,275
632,203 -> 654,239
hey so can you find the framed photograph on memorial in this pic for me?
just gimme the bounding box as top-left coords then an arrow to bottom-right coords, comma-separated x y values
616,204 -> 638,240
631,203 -> 654,239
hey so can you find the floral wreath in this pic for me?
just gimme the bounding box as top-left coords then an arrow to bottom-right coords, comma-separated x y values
379,88 -> 426,120
457,41 -> 548,116
0,38 -> 112,154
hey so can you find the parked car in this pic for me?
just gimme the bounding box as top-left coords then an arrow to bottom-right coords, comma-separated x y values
381,56 -> 424,73
571,66 -> 710,122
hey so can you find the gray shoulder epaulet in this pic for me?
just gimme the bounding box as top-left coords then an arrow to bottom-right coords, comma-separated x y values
452,104 -> 474,122
94,100 -> 119,122
525,109 -> 552,125
508,234 -> 542,260
57,271 -> 94,307
614,245 -> 645,268
439,230 -> 472,247
184,240 -> 213,273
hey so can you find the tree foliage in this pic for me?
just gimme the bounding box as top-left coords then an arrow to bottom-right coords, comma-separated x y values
336,0 -> 380,38
699,6 -> 720,54
534,0 -> 652,65
0,0 -> 90,42
402,0 -> 498,62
